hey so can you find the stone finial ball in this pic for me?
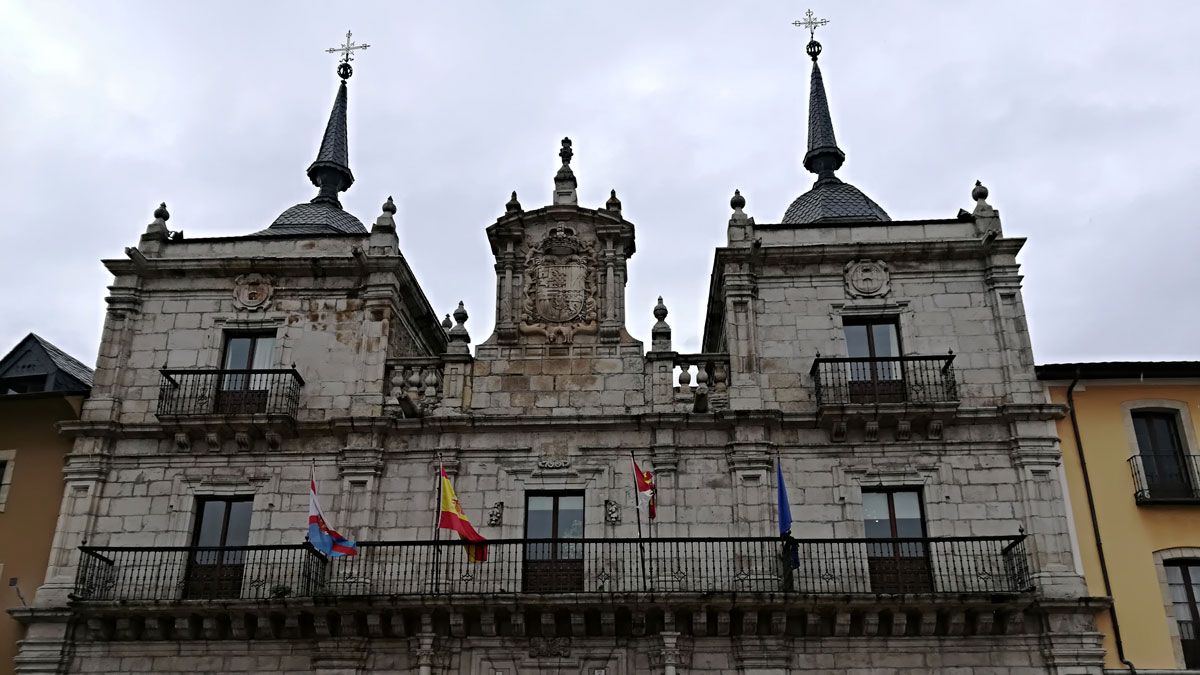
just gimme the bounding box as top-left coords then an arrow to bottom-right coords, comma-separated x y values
730,189 -> 746,210
972,180 -> 989,202
154,202 -> 170,221
653,296 -> 669,322
382,196 -> 397,214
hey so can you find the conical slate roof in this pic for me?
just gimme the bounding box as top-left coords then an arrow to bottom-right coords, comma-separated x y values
306,79 -> 354,190
259,76 -> 366,236
782,40 -> 889,226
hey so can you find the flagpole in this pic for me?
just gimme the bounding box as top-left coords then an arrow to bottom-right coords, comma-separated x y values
630,451 -> 648,593
433,454 -> 444,594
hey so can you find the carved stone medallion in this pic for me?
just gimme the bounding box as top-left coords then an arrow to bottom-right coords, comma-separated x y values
844,260 -> 890,298
233,273 -> 274,310
519,226 -> 598,343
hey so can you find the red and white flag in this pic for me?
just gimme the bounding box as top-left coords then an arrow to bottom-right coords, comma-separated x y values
632,458 -> 657,520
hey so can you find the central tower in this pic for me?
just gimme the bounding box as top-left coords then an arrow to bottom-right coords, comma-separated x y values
483,138 -> 637,348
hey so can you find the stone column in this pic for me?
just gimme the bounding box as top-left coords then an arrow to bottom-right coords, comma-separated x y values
726,423 -> 774,537
723,268 -> 763,409
1011,428 -> 1087,599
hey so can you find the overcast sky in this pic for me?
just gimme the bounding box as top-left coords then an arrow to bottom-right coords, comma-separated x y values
2,1 -> 1198,366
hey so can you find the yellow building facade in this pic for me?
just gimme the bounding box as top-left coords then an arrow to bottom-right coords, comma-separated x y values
0,335 -> 91,675
1041,362 -> 1200,672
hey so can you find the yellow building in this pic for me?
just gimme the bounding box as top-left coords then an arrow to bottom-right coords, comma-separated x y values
1040,361 -> 1200,672
0,334 -> 91,675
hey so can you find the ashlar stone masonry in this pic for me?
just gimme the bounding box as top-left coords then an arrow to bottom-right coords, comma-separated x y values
13,32 -> 1104,675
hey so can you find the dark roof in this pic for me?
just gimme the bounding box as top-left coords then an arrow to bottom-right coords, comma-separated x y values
1036,361 -> 1200,381
29,334 -> 94,387
781,49 -> 889,226
306,78 -> 354,190
255,201 -> 367,237
783,179 -> 891,225
805,61 -> 840,163
0,333 -> 93,394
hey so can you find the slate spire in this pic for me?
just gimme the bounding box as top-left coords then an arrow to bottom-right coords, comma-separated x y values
780,15 -> 889,226
307,77 -> 355,207
802,39 -> 845,184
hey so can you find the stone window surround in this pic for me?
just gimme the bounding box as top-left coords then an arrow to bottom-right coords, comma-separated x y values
1120,399 -> 1200,486
206,316 -> 287,370
828,300 -> 913,358
168,474 -> 275,547
1152,546 -> 1200,670
0,448 -> 15,511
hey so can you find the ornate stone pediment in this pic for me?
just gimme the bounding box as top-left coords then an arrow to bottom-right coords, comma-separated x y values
518,226 -> 598,344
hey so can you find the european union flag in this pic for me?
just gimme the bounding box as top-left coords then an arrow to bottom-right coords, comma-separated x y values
776,459 -> 793,537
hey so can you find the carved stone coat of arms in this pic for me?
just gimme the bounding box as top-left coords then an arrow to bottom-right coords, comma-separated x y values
519,226 -> 598,344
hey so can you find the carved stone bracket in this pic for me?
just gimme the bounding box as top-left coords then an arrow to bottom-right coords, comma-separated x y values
604,499 -> 621,524
487,501 -> 504,526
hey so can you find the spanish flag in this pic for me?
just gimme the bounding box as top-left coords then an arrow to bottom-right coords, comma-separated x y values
438,466 -> 488,562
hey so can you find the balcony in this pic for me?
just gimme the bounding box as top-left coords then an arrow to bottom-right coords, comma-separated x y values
1129,453 -> 1200,504
76,535 -> 1029,602
71,536 -> 1032,642
810,355 -> 959,438
156,369 -> 304,428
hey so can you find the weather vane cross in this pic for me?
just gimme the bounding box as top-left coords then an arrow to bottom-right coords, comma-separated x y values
793,9 -> 829,40
327,30 -> 370,63
326,30 -> 369,79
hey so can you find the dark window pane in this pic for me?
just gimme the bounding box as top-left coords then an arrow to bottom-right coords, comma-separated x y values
223,337 -> 253,370
222,501 -> 253,563
1134,412 -> 1183,455
872,323 -> 899,358
844,325 -> 870,359
526,496 -> 554,539
557,496 -> 584,539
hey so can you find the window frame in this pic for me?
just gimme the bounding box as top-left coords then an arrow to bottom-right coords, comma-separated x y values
0,449 -> 14,512
220,330 -> 277,372
1124,402 -> 1200,502
523,490 -> 586,541
841,315 -> 904,360
1166,558 -> 1200,668
190,495 -> 255,549
861,486 -> 929,540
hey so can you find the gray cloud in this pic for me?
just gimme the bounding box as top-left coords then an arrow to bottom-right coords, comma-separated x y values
2,1 -> 1197,363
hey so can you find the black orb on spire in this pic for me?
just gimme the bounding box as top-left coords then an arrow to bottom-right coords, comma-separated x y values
806,39 -> 823,61
338,62 -> 353,80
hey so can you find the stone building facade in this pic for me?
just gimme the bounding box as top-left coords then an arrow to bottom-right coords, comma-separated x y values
14,32 -> 1104,675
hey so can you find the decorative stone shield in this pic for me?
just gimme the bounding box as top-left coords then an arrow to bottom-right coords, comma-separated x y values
844,260 -> 890,298
531,263 -> 588,323
519,226 -> 598,343
233,273 -> 274,310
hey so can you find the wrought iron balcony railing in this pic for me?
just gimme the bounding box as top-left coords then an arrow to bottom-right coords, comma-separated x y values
810,355 -> 958,407
74,535 -> 1030,603
1129,453 -> 1200,503
156,369 -> 304,418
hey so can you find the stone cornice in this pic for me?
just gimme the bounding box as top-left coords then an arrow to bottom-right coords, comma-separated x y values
713,237 -> 1025,267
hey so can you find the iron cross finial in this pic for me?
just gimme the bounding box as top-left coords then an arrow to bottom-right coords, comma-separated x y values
326,30 -> 370,80
793,9 -> 829,41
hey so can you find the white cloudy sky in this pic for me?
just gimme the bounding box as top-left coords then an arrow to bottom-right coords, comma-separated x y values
2,1 -> 1198,366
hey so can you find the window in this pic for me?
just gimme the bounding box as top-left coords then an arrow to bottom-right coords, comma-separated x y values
0,450 -> 14,511
523,491 -> 584,592
216,332 -> 276,414
1133,410 -> 1192,499
842,317 -> 904,403
862,488 -> 931,593
1,376 -> 45,394
1167,560 -> 1200,668
185,497 -> 253,599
